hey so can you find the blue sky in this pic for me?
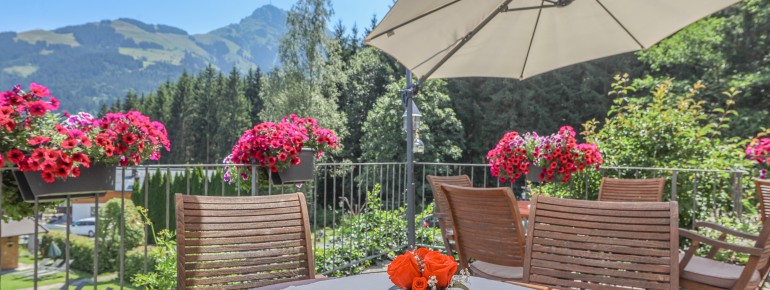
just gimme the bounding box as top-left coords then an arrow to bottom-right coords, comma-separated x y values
0,0 -> 393,35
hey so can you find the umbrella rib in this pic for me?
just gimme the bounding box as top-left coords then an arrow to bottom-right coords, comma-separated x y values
417,0 -> 514,84
365,0 -> 462,42
595,0 -> 645,49
519,0 -> 546,79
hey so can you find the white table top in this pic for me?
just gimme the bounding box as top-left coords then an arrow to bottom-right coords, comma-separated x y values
280,272 -> 532,290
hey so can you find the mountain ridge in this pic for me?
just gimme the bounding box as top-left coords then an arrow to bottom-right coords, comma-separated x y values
0,5 -> 287,113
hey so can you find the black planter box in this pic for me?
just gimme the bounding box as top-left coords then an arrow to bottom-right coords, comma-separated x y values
13,164 -> 115,203
270,149 -> 316,184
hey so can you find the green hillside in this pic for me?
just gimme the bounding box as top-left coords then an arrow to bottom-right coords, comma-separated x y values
0,5 -> 287,113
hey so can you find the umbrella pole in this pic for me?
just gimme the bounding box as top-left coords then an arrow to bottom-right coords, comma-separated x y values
404,70 -> 416,248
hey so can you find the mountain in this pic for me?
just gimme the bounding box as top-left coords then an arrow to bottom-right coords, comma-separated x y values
0,5 -> 287,113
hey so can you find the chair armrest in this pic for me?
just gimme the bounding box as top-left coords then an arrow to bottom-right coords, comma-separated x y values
679,229 -> 763,256
694,221 -> 759,240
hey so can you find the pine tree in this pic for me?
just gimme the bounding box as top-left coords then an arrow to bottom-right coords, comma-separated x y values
244,67 -> 263,126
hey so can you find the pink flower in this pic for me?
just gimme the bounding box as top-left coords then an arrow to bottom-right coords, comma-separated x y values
29,83 -> 50,97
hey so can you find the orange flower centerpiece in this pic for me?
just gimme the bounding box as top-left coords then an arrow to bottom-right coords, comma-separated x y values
387,248 -> 469,290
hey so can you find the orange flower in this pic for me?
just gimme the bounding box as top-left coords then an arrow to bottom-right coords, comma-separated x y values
387,251 -> 421,289
422,251 -> 458,288
412,277 -> 428,290
414,248 -> 431,260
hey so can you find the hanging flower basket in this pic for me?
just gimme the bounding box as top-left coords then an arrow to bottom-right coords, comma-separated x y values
13,164 -> 115,202
271,148 -> 315,184
224,114 -> 339,185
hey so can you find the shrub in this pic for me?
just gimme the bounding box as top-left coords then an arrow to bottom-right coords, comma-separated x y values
97,198 -> 145,273
124,245 -> 158,282
40,231 -> 95,273
131,206 -> 177,289
313,184 -> 438,276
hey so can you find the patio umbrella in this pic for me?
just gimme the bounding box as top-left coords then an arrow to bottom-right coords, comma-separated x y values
365,0 -> 741,82
364,0 -> 741,246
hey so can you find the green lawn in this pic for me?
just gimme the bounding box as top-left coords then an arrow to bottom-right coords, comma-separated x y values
3,249 -> 139,290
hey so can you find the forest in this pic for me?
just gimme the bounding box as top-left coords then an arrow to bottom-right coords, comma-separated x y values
105,0 -> 770,167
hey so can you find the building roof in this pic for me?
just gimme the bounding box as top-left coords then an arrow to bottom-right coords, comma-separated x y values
1,217 -> 49,238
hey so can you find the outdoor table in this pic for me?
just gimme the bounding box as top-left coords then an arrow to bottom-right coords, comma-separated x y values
254,272 -> 538,289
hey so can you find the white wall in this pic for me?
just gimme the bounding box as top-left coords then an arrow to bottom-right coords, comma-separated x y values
71,203 -> 98,221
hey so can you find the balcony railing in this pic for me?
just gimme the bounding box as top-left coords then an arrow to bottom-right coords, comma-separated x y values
0,162 -> 753,288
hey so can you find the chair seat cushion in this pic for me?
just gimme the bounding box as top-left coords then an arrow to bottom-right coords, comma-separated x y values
679,253 -> 760,288
470,261 -> 523,280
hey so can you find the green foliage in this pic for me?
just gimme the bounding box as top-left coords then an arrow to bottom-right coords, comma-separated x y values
314,184 -> 439,276
579,76 -> 752,226
125,245 -> 158,284
637,0 -> 770,138
40,230 -> 95,273
130,230 -> 177,289
260,0 -> 348,144
361,78 -> 465,163
97,198 -> 145,273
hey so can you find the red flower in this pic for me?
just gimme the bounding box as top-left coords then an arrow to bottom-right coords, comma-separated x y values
277,152 -> 288,162
412,277 -> 427,290
41,171 -> 55,183
55,165 -> 70,177
122,133 -> 137,145
0,154 -> 4,168
26,101 -> 49,117
70,166 -> 81,177
61,138 -> 78,149
387,251 -> 421,290
28,135 -> 51,146
7,149 -> 25,164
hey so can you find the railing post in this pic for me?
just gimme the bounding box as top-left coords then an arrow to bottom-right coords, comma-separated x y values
251,164 -> 257,196
671,171 -> 678,201
733,171 -> 743,219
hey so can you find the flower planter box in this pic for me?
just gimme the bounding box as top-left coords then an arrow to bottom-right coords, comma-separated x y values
270,149 -> 315,184
13,165 -> 115,202
526,165 -> 543,182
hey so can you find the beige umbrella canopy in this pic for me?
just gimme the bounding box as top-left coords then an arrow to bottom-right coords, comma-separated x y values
365,0 -> 741,81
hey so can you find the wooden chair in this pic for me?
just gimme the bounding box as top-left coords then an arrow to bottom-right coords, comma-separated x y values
679,219 -> 770,289
598,177 -> 666,202
426,175 -> 472,254
175,192 -> 317,289
523,195 -> 679,289
756,179 -> 770,220
440,184 -> 526,281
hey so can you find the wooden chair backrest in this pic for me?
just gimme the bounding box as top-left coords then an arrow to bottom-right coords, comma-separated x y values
742,217 -> 770,289
440,184 -> 526,269
524,195 -> 679,289
598,177 -> 666,202
756,179 -> 770,220
426,175 -> 472,242
175,192 -> 315,289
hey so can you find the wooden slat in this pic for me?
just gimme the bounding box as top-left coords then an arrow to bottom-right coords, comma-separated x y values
184,213 -> 302,223
186,261 -> 305,278
186,268 -> 305,286
184,218 -> 302,230
184,240 -> 303,254
181,193 -> 298,204
183,207 -> 298,217
184,200 -> 300,210
185,254 -> 308,270
535,202 -> 671,218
